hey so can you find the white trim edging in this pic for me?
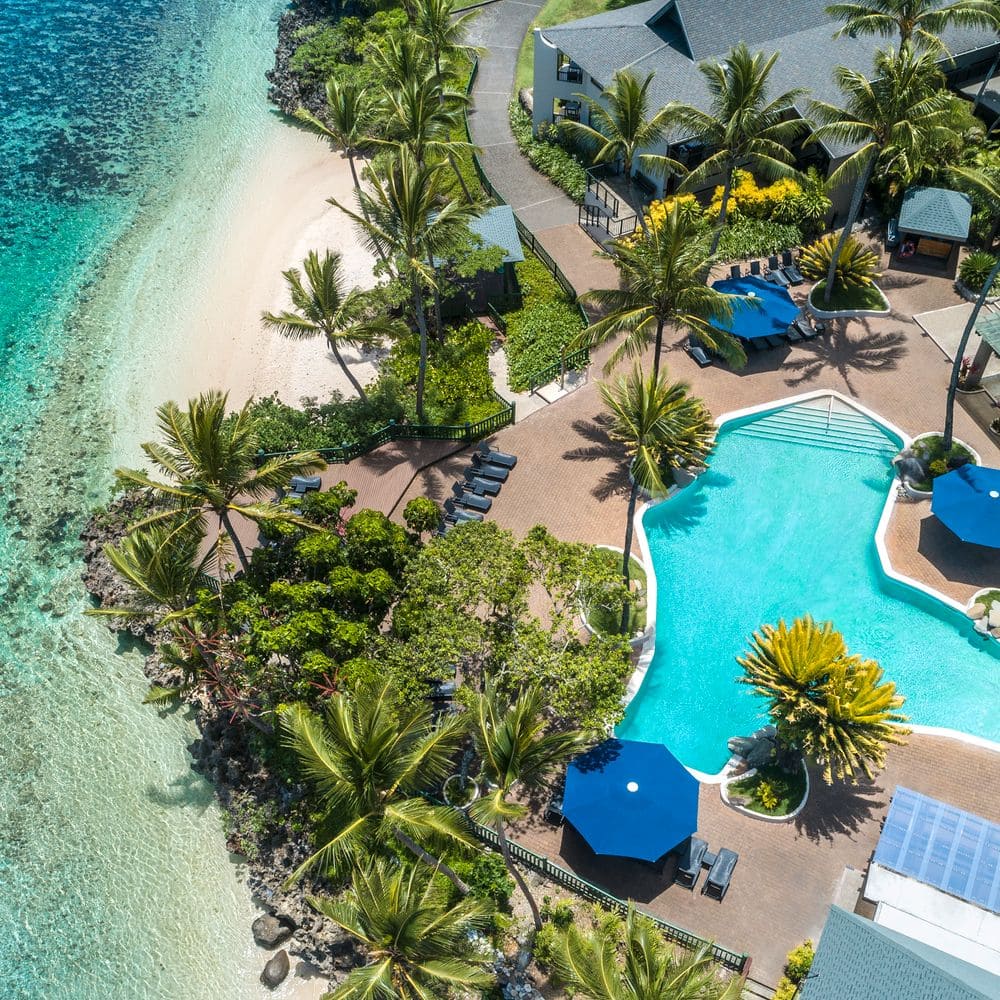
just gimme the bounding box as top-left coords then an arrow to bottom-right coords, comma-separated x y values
806,282 -> 891,319
720,761 -> 811,823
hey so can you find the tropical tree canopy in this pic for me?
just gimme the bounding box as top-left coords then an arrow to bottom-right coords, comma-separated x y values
826,0 -> 997,53
411,0 -> 483,83
279,681 -> 471,883
310,860 -> 494,1000
552,904 -> 743,1000
578,202 -> 748,376
737,616 -> 910,783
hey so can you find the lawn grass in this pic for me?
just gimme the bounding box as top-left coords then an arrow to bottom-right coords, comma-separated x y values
728,763 -> 807,817
809,279 -> 887,313
514,0 -> 641,91
583,548 -> 647,638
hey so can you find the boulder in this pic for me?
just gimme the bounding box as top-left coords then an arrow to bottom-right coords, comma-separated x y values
974,617 -> 990,635
966,602 -> 986,620
253,913 -> 293,948
992,628 -> 1000,640
989,606 -> 1000,629
261,950 -> 290,989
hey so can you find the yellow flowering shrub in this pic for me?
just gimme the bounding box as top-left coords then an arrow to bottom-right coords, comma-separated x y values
708,170 -> 803,222
619,194 -> 700,248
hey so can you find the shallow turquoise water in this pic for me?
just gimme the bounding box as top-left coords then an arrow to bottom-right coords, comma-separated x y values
0,1 -> 296,996
618,407 -> 1000,775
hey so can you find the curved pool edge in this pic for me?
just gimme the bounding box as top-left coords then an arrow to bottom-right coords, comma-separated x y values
623,388 -> 1000,782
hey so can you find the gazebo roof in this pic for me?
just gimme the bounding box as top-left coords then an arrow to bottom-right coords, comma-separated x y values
977,312 -> 1000,354
898,186 -> 972,242
468,206 -> 524,264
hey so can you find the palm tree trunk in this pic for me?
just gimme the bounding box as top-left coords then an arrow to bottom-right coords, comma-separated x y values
652,317 -> 665,382
943,256 -> 1000,449
329,339 -> 370,403
394,829 -> 470,895
823,155 -> 875,306
496,820 -> 542,932
619,480 -> 639,635
412,275 -> 431,423
625,157 -> 648,235
972,45 -> 1000,112
708,165 -> 733,256
348,153 -> 390,267
219,509 -> 250,574
447,152 -> 474,203
427,251 -> 445,343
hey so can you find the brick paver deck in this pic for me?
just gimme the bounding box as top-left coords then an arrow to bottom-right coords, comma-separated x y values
508,737 -> 1000,985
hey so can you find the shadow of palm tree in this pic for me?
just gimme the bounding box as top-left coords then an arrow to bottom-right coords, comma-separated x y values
793,772 -> 885,844
146,769 -> 216,813
562,415 -> 632,502
782,319 -> 908,394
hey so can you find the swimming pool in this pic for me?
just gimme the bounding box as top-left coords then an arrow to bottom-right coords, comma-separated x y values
617,397 -> 1000,776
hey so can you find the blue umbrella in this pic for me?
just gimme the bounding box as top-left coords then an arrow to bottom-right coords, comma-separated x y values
932,465 -> 1000,548
562,738 -> 699,862
709,275 -> 799,341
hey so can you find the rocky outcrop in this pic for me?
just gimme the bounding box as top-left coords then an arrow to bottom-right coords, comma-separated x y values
253,913 -> 295,949
261,950 -> 290,989
266,0 -> 332,116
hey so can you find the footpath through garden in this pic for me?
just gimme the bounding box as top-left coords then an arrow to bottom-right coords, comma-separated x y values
464,0 -> 618,295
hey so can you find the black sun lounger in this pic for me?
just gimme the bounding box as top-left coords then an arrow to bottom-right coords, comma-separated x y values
463,469 -> 501,496
784,324 -> 804,343
674,836 -> 708,889
764,335 -> 785,349
749,260 -> 762,277
477,441 -> 517,468
701,848 -> 738,900
794,317 -> 820,339
766,256 -> 791,286
729,264 -> 742,280
686,342 -> 713,367
443,499 -> 483,523
471,454 -> 510,482
781,250 -> 805,285
451,482 -> 491,513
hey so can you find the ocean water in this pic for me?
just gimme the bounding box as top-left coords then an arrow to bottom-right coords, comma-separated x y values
0,1 -> 302,996
618,407 -> 1000,775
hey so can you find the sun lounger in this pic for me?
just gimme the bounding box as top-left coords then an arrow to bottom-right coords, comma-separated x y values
701,848 -> 738,900
451,483 -> 491,513
729,264 -> 742,280
766,256 -> 791,286
749,260 -> 762,277
748,338 -> 767,352
674,836 -> 708,889
545,797 -> 564,825
781,250 -> 805,285
686,342 -> 713,367
471,454 -> 510,482
794,317 -> 819,339
443,498 -> 483,523
477,442 -> 517,469
784,325 -> 804,343
764,335 -> 785,349
463,469 -> 501,496
289,475 -> 322,493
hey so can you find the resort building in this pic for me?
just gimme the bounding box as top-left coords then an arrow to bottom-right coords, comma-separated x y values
530,0 -> 999,224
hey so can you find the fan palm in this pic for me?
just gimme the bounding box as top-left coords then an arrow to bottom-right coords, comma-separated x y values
809,44 -> 954,304
262,250 -> 405,403
826,0 -> 996,53
310,860 -> 494,1000
561,70 -> 685,226
411,0 -> 483,89
468,683 -> 585,931
577,202 -> 748,378
737,616 -> 910,783
552,904 -> 743,1000
600,366 -> 715,632
331,149 -> 479,420
116,391 -> 325,574
280,681 -> 472,889
671,44 -> 806,254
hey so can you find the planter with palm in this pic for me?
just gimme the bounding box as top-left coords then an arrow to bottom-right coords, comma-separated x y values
809,44 -> 953,305
468,683 -> 585,931
737,615 -> 910,783
280,681 -> 473,890
577,202 -> 749,378
309,860 -> 494,1000
262,250 -> 406,403
670,43 -> 806,254
116,391 -> 325,574
600,366 -> 715,633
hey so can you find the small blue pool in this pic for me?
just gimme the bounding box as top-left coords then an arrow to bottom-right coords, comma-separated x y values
617,400 -> 1000,775
710,275 -> 799,340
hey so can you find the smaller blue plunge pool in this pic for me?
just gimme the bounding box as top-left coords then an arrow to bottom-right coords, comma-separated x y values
617,399 -> 1000,775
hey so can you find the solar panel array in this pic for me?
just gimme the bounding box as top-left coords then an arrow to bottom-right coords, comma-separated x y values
873,786 -> 1000,915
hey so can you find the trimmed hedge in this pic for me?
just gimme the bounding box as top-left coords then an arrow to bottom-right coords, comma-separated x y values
716,218 -> 802,260
509,100 -> 588,204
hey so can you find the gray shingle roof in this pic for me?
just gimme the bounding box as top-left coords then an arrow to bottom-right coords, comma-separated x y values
898,185 -> 973,241
800,907 -> 1000,1000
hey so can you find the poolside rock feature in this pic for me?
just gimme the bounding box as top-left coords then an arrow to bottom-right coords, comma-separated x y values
726,726 -> 798,771
892,451 -> 929,487
989,606 -> 1000,629
261,950 -> 290,989
253,913 -> 295,949
974,617 -> 990,635
966,602 -> 987,620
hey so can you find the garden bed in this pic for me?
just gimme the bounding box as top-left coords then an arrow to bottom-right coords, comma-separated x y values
724,763 -> 808,819
808,279 -> 889,316
905,432 -> 979,493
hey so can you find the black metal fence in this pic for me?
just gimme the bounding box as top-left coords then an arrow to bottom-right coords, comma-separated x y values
527,345 -> 591,394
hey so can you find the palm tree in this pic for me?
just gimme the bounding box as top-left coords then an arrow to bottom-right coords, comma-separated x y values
560,70 -> 684,226
949,162 -> 1000,248
809,44 -> 954,304
670,44 -> 806,254
826,0 -> 996,53
368,30 -> 435,93
280,682 -> 473,889
552,904 -> 743,1000
116,391 -> 325,574
310,861 -> 494,1000
468,683 -> 585,931
737,616 -> 910,783
577,202 -> 749,378
262,250 -> 405,403
600,366 -> 715,632
331,149 -> 479,420
411,0 -> 483,90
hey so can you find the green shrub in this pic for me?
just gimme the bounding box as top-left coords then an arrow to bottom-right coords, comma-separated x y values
784,940 -> 815,983
450,853 -> 515,907
403,496 -> 441,536
505,301 -> 585,391
532,923 -> 560,968
509,100 -> 588,203
800,234 -> 880,287
716,218 -> 802,260
959,249 -> 998,293
540,898 -> 575,928
756,780 -> 779,811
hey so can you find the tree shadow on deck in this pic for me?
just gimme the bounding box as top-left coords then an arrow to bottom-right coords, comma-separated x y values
562,414 -> 631,502
793,770 -> 886,844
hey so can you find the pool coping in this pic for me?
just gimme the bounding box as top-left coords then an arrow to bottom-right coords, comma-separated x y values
625,388 -> 1000,783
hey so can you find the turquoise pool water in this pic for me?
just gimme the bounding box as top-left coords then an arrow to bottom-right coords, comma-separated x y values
617,402 -> 1000,775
